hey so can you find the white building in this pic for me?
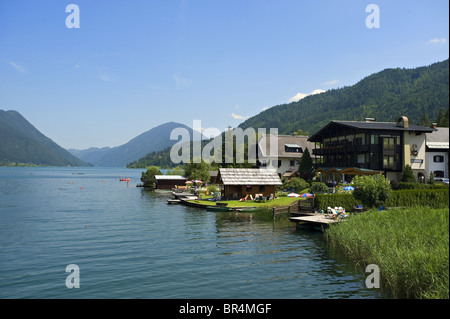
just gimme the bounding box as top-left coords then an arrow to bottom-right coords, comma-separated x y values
250,134 -> 317,177
425,127 -> 449,179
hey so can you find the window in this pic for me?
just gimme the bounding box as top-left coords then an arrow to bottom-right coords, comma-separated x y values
371,135 -> 379,145
246,186 -> 252,192
259,185 -> 265,192
290,160 -> 295,166
285,144 -> 303,153
434,170 -> 444,178
383,137 -> 395,151
383,155 -> 395,169
434,155 -> 444,163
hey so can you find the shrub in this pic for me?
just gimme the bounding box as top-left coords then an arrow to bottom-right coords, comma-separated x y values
310,182 -> 329,194
397,182 -> 449,190
353,174 -> 391,208
283,177 -> 309,193
401,165 -> 416,183
314,194 -> 361,211
386,189 -> 449,209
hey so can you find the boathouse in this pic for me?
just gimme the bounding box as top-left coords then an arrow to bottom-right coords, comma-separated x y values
155,175 -> 187,190
216,168 -> 282,200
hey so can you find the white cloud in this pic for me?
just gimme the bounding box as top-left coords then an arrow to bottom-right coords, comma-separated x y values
288,89 -> 325,103
9,61 -> 26,73
429,38 -> 447,44
231,112 -> 248,120
174,75 -> 192,88
321,79 -> 338,86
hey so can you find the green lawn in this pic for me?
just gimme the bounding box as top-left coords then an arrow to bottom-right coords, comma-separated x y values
190,195 -> 304,208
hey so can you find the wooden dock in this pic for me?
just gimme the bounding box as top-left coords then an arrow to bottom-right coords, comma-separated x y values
289,214 -> 344,229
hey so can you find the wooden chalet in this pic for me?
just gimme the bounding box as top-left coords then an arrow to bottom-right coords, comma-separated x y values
216,168 -> 282,200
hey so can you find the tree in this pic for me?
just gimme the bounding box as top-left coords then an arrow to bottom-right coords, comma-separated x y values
310,182 -> 329,194
436,108 -> 449,127
428,172 -> 436,185
419,111 -> 431,127
298,147 -> 314,181
140,166 -> 162,187
184,159 -> 210,183
352,174 -> 391,208
401,165 -> 416,183
282,177 -> 309,193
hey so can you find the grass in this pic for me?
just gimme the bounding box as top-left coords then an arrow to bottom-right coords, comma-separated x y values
189,195 -> 302,208
325,206 -> 449,299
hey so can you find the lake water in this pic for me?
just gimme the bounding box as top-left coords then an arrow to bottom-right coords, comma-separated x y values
0,167 -> 383,299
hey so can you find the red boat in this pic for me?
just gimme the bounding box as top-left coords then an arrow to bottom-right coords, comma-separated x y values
120,178 -> 130,181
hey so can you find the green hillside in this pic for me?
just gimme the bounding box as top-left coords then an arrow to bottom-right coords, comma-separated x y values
239,59 -> 449,135
0,110 -> 89,166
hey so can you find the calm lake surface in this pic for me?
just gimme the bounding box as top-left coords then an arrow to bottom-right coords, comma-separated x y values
0,167 -> 383,299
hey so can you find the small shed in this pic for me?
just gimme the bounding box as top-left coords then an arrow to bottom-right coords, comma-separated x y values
216,168 -> 282,200
155,175 -> 187,190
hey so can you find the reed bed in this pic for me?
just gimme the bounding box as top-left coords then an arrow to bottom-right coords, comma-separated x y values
325,207 -> 449,299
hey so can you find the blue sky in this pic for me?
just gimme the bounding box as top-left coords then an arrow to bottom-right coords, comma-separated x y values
0,0 -> 448,149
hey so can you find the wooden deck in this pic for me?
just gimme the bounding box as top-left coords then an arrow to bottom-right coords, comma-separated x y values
289,214 -> 345,228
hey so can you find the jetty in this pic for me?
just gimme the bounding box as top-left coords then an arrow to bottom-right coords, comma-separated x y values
289,214 -> 342,227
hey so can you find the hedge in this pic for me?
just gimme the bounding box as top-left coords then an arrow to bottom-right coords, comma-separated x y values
397,182 -> 449,190
314,189 -> 449,211
386,189 -> 449,209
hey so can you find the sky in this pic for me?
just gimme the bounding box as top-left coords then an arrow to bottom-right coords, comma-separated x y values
0,0 -> 448,150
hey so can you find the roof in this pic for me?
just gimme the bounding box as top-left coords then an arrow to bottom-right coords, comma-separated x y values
249,134 -> 317,159
155,175 -> 187,180
217,168 -> 282,185
309,120 -> 436,142
426,128 -> 449,149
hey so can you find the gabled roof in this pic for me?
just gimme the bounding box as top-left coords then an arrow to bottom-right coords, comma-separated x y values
155,175 -> 186,180
426,128 -> 449,150
309,120 -> 436,142
217,168 -> 282,185
249,134 -> 317,159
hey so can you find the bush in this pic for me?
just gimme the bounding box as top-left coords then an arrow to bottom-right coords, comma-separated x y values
314,194 -> 361,211
397,182 -> 448,190
401,165 -> 416,183
386,189 -> 449,209
353,174 -> 391,208
283,177 -> 309,193
310,182 -> 329,194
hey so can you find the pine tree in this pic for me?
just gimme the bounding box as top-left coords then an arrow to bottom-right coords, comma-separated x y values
298,147 -> 314,181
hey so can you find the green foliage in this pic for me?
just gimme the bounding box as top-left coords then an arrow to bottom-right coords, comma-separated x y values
298,147 -> 314,181
352,174 -> 392,208
400,165 -> 416,183
314,193 -> 361,211
428,172 -> 435,185
436,107 -> 449,127
140,166 -> 162,187
184,159 -> 210,182
310,182 -> 329,194
326,207 -> 449,299
397,182 -> 448,190
282,177 -> 309,193
238,59 -> 449,136
386,189 -> 449,209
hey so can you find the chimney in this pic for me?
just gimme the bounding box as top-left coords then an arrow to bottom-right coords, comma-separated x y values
432,123 -> 437,129
396,116 -> 409,128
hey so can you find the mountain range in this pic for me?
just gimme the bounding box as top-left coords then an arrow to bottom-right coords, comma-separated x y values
127,59 -> 449,168
239,59 -> 449,135
0,110 -> 89,166
69,122 -> 198,167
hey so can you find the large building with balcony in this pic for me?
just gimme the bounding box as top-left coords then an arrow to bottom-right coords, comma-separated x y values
307,116 -> 436,183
